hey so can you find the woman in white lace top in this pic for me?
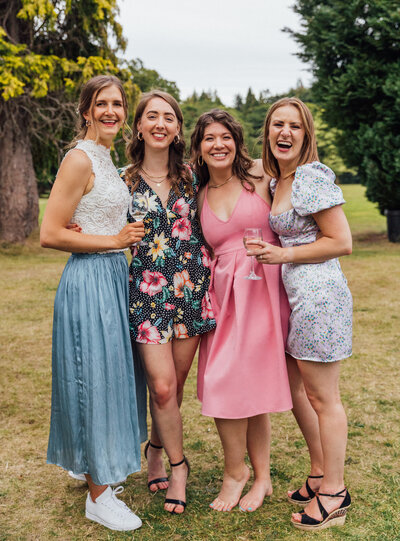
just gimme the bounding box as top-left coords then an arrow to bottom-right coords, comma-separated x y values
40,76 -> 145,532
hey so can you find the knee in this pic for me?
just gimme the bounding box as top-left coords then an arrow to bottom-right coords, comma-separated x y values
150,381 -> 176,408
306,392 -> 324,414
306,390 -> 342,416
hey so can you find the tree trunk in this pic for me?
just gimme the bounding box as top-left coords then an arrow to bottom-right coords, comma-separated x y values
386,210 -> 400,243
0,102 -> 39,243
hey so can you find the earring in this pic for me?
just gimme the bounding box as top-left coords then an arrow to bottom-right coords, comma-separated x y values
85,120 -> 91,127
137,131 -> 143,141
198,155 -> 204,166
174,135 -> 180,145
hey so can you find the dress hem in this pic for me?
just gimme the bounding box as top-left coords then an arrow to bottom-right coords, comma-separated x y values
46,460 -> 141,485
286,349 -> 352,363
133,320 -> 216,343
200,404 -> 293,419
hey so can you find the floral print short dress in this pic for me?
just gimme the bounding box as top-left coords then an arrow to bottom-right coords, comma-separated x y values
119,167 -> 216,344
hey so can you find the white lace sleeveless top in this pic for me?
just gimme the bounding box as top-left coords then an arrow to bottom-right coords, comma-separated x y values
69,139 -> 130,252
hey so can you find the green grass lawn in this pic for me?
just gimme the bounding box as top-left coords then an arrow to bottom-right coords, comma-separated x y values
0,185 -> 399,540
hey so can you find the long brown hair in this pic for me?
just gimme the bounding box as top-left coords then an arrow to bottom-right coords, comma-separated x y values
125,90 -> 192,196
68,75 -> 128,148
262,97 -> 318,179
190,109 -> 261,191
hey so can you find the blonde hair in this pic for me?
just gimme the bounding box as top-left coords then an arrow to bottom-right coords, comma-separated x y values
262,97 -> 318,179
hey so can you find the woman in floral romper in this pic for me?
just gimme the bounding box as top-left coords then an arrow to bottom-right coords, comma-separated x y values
119,90 -> 215,515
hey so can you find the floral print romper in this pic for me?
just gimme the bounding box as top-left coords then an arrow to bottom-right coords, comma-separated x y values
118,168 -> 216,344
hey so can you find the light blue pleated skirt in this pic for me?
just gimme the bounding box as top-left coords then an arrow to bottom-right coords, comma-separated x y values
47,252 -> 147,486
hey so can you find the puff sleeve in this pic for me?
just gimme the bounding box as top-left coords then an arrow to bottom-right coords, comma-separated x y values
291,162 -> 345,216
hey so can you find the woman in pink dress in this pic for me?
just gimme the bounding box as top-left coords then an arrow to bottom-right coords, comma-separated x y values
190,109 -> 292,512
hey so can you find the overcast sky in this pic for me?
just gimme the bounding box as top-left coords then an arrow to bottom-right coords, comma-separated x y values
117,0 -> 313,106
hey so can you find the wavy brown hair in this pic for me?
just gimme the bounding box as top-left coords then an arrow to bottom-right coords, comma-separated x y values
125,90 -> 192,196
68,75 -> 128,149
262,97 -> 319,179
190,109 -> 261,191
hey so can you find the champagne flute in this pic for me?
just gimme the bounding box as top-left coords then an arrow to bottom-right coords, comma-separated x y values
128,193 -> 149,246
243,228 -> 263,280
129,192 -> 149,222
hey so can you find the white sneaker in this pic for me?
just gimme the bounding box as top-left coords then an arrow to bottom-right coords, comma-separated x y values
68,471 -> 126,487
85,486 -> 142,531
68,471 -> 86,482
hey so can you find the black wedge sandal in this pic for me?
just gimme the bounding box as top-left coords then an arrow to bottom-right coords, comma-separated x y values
291,487 -> 351,531
164,456 -> 191,514
144,441 -> 169,492
287,474 -> 323,505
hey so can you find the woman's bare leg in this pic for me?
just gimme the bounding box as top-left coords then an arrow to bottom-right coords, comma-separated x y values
172,335 -> 200,406
85,474 -> 107,501
141,336 -> 199,493
239,413 -> 272,512
286,355 -> 324,498
145,425 -> 169,492
138,342 -> 186,513
211,418 -> 251,512
292,360 -> 348,523
138,337 -> 199,513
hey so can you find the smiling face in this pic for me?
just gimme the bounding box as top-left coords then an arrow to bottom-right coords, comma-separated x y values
268,104 -> 305,172
83,84 -> 125,146
137,97 -> 180,150
200,122 -> 236,172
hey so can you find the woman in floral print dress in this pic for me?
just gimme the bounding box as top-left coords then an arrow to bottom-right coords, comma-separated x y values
119,90 -> 215,515
126,176 -> 214,344
248,98 -> 352,531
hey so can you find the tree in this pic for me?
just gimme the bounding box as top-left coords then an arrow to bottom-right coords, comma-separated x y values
309,104 -> 357,182
127,58 -> 180,101
0,0 -> 133,243
287,0 -> 400,226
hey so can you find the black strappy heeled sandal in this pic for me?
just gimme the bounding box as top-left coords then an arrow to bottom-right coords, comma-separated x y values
164,456 -> 191,514
291,487 -> 351,531
287,474 -> 324,505
144,441 -> 169,492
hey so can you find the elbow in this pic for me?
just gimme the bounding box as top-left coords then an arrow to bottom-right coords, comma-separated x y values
40,227 -> 55,249
341,238 -> 352,256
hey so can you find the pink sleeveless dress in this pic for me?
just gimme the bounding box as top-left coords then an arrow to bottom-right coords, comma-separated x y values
198,185 -> 292,419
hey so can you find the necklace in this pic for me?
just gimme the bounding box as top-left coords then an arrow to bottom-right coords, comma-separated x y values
141,168 -> 168,187
208,174 -> 234,189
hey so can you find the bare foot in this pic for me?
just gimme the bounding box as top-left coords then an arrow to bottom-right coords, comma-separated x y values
146,445 -> 169,492
239,478 -> 272,512
291,488 -> 346,524
288,475 -> 322,501
164,460 -> 189,514
209,465 -> 250,512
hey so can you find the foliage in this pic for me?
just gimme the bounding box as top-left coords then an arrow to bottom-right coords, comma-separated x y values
0,0 -> 126,102
309,103 -> 357,182
180,84 -> 353,179
287,0 -> 400,212
0,0 -> 139,201
127,58 -> 180,101
1,1 -> 360,205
